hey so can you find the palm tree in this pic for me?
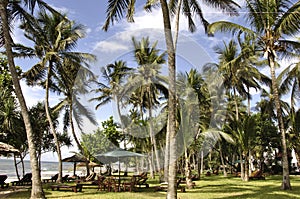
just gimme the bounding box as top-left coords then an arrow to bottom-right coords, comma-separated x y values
122,37 -> 168,178
167,0 -> 240,49
90,60 -> 132,128
18,11 -> 91,183
208,0 -> 300,189
279,59 -> 300,113
52,57 -> 97,154
176,69 -> 208,187
0,1 -> 58,197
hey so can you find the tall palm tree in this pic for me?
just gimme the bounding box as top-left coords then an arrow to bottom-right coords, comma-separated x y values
122,37 -> 168,177
208,0 -> 300,189
0,1 -> 58,197
52,57 -> 97,155
90,60 -> 132,127
17,11 -> 91,183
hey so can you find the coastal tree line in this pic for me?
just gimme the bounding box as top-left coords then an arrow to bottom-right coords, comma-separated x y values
0,0 -> 300,199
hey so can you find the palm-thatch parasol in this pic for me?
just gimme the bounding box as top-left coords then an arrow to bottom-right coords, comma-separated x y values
0,142 -> 19,155
62,154 -> 88,176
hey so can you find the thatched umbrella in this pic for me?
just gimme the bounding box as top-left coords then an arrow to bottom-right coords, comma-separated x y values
62,154 -> 87,176
77,161 -> 104,172
0,142 -> 19,155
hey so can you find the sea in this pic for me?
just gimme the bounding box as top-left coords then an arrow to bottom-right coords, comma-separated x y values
0,158 -> 86,182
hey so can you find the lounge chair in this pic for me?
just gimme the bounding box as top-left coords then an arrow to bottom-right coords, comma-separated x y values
249,170 -> 265,180
62,174 -> 69,182
43,173 -> 58,183
0,175 -> 9,188
11,173 -> 32,186
136,173 -> 149,188
75,172 -> 96,183
155,178 -> 185,192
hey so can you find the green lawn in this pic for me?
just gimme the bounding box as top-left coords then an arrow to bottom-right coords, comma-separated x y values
3,175 -> 300,199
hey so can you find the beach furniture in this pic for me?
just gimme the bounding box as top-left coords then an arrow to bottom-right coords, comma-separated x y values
249,170 -> 265,180
0,175 -> 9,188
62,174 -> 69,182
11,173 -> 32,186
75,172 -> 96,183
42,173 -> 58,183
135,172 -> 149,188
51,184 -> 83,193
155,178 -> 186,192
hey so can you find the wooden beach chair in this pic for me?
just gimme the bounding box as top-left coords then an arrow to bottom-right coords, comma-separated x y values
11,173 -> 32,186
0,175 -> 9,188
249,170 -> 265,180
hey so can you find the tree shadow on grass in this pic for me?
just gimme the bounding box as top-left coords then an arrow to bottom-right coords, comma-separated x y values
191,180 -> 300,199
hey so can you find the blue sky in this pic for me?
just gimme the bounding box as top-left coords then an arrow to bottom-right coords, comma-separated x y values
11,0 -> 295,162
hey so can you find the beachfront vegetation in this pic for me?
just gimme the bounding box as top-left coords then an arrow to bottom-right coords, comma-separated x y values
1,0 -> 300,199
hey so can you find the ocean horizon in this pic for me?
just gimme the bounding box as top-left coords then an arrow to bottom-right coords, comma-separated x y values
0,158 -> 86,182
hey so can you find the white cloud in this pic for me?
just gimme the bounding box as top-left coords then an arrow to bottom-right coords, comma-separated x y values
93,40 -> 129,53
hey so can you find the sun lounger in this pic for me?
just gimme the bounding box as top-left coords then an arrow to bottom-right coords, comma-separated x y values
249,170 -> 265,180
43,173 -> 58,183
51,184 -> 83,193
11,173 -> 32,186
0,175 -> 9,188
155,178 -> 186,192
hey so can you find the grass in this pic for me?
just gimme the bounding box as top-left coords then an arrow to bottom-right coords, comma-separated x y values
3,175 -> 300,199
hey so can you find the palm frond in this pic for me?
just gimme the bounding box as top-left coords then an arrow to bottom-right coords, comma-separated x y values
102,0 -> 131,31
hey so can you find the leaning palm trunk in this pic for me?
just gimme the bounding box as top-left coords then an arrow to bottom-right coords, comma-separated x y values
69,102 -> 83,152
244,154 -> 249,181
148,92 -> 161,175
45,65 -> 63,183
219,142 -> 227,177
184,149 -> 193,189
269,55 -> 291,189
164,118 -> 170,182
13,154 -> 20,181
0,2 -> 45,198
160,0 -> 177,198
240,153 -> 245,181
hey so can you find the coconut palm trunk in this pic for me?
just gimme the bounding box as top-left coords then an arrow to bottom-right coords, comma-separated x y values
45,64 -> 63,183
0,2 -> 45,198
160,0 -> 177,198
269,54 -> 291,189
148,88 -> 161,175
219,142 -> 227,177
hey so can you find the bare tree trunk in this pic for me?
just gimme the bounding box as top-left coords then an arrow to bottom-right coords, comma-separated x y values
20,155 -> 25,178
200,150 -> 204,175
240,153 -> 245,181
14,154 -> 20,181
69,103 -> 83,152
45,65 -> 63,183
244,154 -> 249,181
219,142 -> 227,177
164,118 -> 170,182
160,0 -> 177,198
249,150 -> 252,177
269,55 -> 291,190
184,149 -> 193,189
0,2 -> 45,198
149,98 -> 161,175
173,0 -> 183,51
148,154 -> 155,178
